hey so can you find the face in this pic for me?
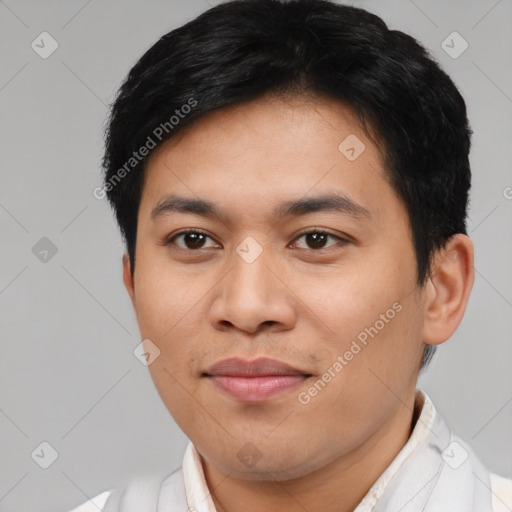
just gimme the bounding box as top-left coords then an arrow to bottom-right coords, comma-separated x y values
124,95 -> 428,481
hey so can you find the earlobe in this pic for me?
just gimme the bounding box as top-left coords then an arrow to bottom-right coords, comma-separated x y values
122,252 -> 136,306
421,234 -> 474,346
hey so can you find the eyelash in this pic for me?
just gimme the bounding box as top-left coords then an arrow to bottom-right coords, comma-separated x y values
165,228 -> 350,252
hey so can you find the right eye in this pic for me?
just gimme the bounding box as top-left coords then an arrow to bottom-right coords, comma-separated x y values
165,229 -> 221,251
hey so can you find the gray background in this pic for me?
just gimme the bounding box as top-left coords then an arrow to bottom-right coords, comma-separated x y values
0,0 -> 511,511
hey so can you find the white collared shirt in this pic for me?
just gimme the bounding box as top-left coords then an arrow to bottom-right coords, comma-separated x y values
69,390 -> 512,512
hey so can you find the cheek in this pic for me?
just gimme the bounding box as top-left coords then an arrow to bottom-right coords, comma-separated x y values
132,260 -> 216,396
146,355 -> 203,440
300,261 -> 408,341
133,253 -> 210,339
305,253 -> 421,380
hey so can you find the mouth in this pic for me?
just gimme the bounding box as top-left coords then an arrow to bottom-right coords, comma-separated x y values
202,357 -> 312,403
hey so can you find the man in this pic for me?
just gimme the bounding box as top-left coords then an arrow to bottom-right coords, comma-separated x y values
71,0 -> 512,510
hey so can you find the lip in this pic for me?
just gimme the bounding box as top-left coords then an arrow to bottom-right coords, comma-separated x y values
205,357 -> 309,377
203,357 -> 311,403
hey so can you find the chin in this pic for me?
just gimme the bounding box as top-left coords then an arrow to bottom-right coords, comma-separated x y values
207,446 -> 332,482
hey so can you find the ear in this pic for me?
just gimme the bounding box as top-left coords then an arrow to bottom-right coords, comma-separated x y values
122,252 -> 135,307
421,234 -> 474,346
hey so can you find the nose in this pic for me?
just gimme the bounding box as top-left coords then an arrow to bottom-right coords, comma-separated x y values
209,248 -> 297,334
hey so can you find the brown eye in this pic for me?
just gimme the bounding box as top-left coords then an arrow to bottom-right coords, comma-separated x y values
181,232 -> 207,249
293,230 -> 347,250
304,232 -> 329,249
167,230 -> 219,250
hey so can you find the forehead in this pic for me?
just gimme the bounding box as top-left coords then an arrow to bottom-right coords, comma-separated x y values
139,94 -> 398,223
148,94 -> 381,166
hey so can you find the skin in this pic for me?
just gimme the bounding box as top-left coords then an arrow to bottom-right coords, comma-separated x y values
122,94 -> 474,512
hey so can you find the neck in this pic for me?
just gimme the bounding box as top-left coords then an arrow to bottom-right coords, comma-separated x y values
202,391 -> 420,512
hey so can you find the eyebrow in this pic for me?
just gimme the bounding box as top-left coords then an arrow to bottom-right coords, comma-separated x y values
151,193 -> 371,222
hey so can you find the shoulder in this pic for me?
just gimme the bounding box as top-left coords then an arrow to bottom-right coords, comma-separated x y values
66,467 -> 185,512
490,473 -> 512,512
67,490 -> 112,512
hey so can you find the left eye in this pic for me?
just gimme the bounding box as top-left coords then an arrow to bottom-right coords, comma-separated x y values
292,231 -> 345,250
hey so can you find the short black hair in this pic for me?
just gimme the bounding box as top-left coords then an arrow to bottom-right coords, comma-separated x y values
102,0 -> 472,369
